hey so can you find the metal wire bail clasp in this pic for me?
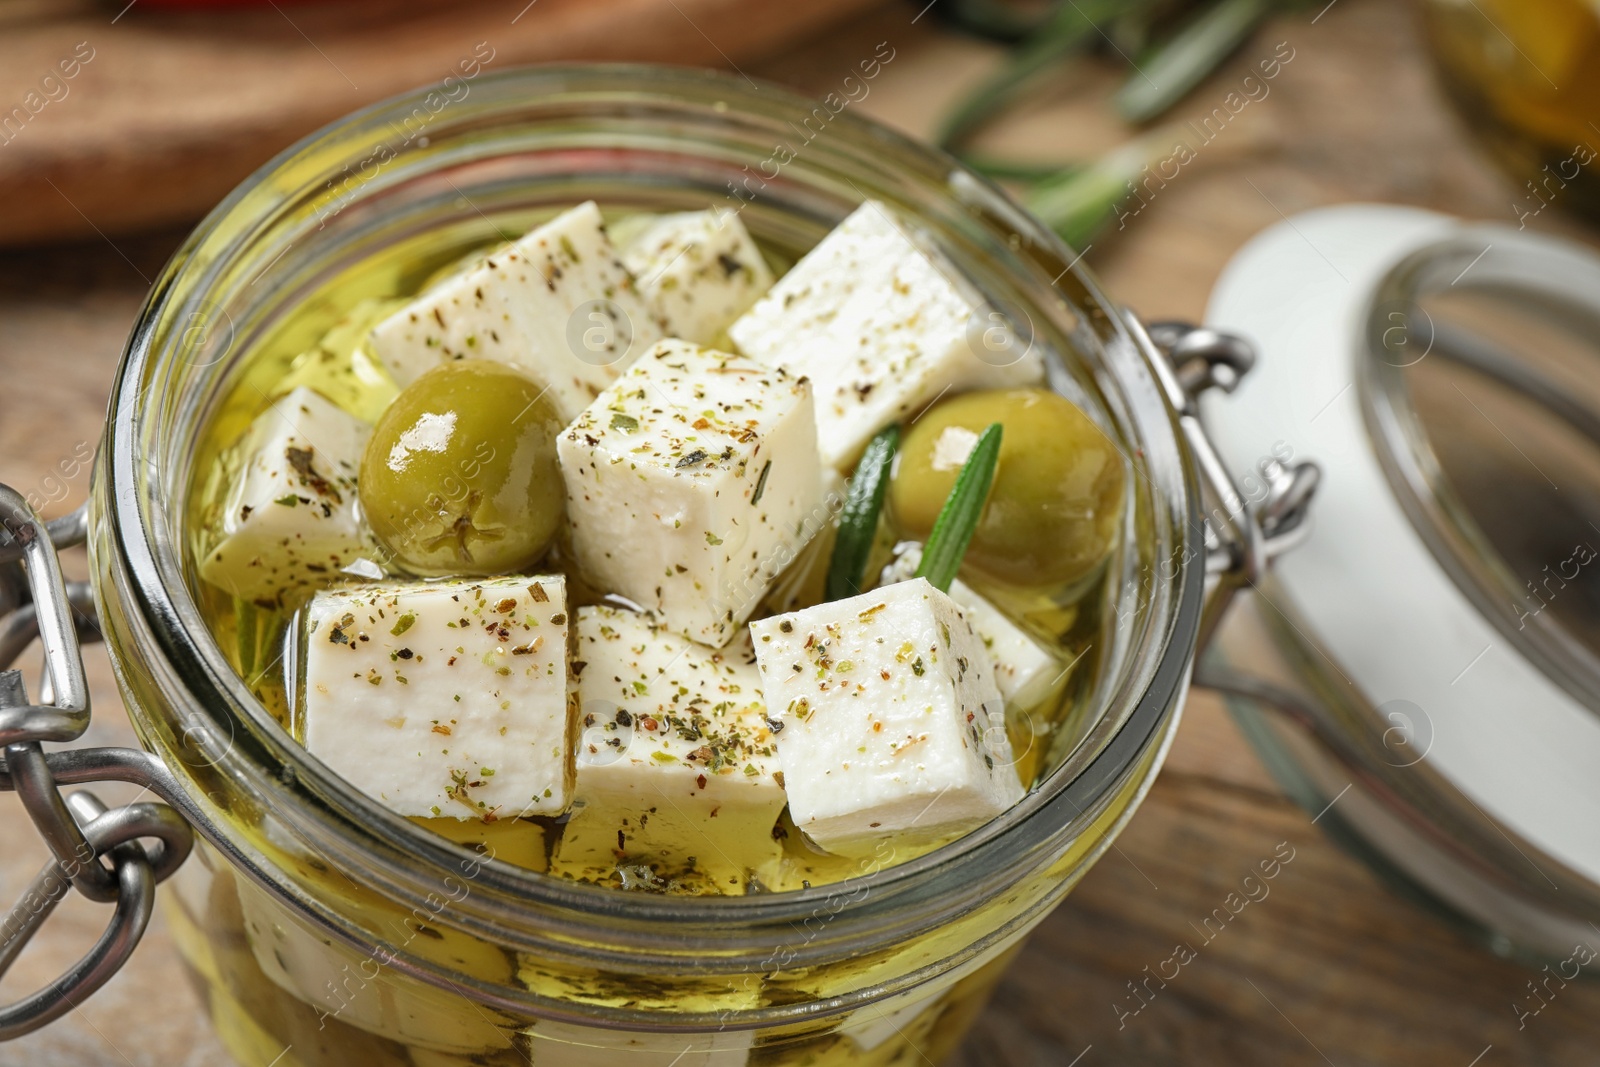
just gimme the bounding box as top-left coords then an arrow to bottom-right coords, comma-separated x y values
0,486 -> 194,1040
1129,316 -> 1321,653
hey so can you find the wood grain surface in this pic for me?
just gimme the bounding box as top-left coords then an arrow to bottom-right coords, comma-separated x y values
3,1 -> 1600,1064
0,0 -> 881,246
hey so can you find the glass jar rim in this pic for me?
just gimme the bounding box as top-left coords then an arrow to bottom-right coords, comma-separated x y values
1361,226 -> 1600,719
97,63 -> 1203,959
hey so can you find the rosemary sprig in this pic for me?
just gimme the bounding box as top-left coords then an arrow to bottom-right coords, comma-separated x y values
938,0 -> 1054,42
937,0 -> 1148,150
961,154 -> 1084,183
1115,0 -> 1277,123
915,423 -> 1003,593
825,424 -> 900,601
938,0 -> 1304,256
1023,129 -> 1178,248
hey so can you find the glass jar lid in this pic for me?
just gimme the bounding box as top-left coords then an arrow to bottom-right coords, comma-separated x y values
1201,203 -> 1600,910
1363,229 -> 1600,720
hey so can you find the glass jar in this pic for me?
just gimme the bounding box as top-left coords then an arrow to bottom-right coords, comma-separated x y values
0,65 -> 1303,1063
1200,202 -> 1600,964
1422,0 -> 1600,227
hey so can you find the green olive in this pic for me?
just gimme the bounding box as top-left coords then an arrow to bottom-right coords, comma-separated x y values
889,388 -> 1124,588
360,361 -> 564,575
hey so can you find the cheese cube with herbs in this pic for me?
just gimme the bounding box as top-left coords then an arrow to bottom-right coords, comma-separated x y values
236,875 -> 518,1056
302,575 -> 574,821
554,605 -> 785,889
885,544 -> 1059,709
728,201 -> 1044,469
620,209 -> 775,348
523,1017 -> 754,1067
558,339 -> 824,647
199,387 -> 371,607
368,201 -> 665,422
761,467 -> 849,616
749,578 -> 1024,856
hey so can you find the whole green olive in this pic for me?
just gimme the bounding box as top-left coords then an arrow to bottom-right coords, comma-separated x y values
360,361 -> 564,575
889,388 -> 1124,588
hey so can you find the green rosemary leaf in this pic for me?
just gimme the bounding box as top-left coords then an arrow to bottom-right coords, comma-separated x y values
1108,4 -> 1161,57
1024,131 -> 1175,249
234,596 -> 259,680
916,423 -> 1003,593
938,0 -> 1143,150
940,0 -> 1052,42
1115,0 -> 1276,123
825,424 -> 901,602
960,154 -> 1086,183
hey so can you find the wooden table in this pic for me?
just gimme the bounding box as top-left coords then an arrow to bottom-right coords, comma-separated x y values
3,1 -> 1599,1063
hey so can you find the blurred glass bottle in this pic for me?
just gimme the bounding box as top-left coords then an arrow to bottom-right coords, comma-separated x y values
1424,0 -> 1600,226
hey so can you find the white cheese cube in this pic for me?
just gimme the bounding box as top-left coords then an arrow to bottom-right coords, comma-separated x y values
749,578 -> 1024,856
728,201 -> 1044,470
522,1018 -> 752,1067
235,876 -> 516,1057
620,209 -> 775,347
553,605 -> 785,889
840,986 -> 945,1054
884,544 -> 1059,710
558,339 -> 824,647
761,467 -> 850,616
199,387 -> 371,608
302,575 -> 574,820
369,201 -> 666,422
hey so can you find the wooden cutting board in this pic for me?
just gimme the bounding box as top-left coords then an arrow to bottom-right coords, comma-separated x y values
0,0 -> 887,247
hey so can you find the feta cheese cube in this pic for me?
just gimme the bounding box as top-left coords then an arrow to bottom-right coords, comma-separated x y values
728,201 -> 1044,469
558,339 -> 824,646
521,1018 -> 752,1067
369,201 -> 666,422
839,986 -> 945,1054
749,578 -> 1024,856
199,387 -> 371,607
553,605 -> 785,889
235,875 -> 515,1056
884,544 -> 1060,710
620,209 -> 774,347
302,575 -> 574,820
761,468 -> 849,616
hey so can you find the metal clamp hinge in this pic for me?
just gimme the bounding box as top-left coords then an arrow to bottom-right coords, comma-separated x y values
1133,316 -> 1321,652
0,487 -> 193,1041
